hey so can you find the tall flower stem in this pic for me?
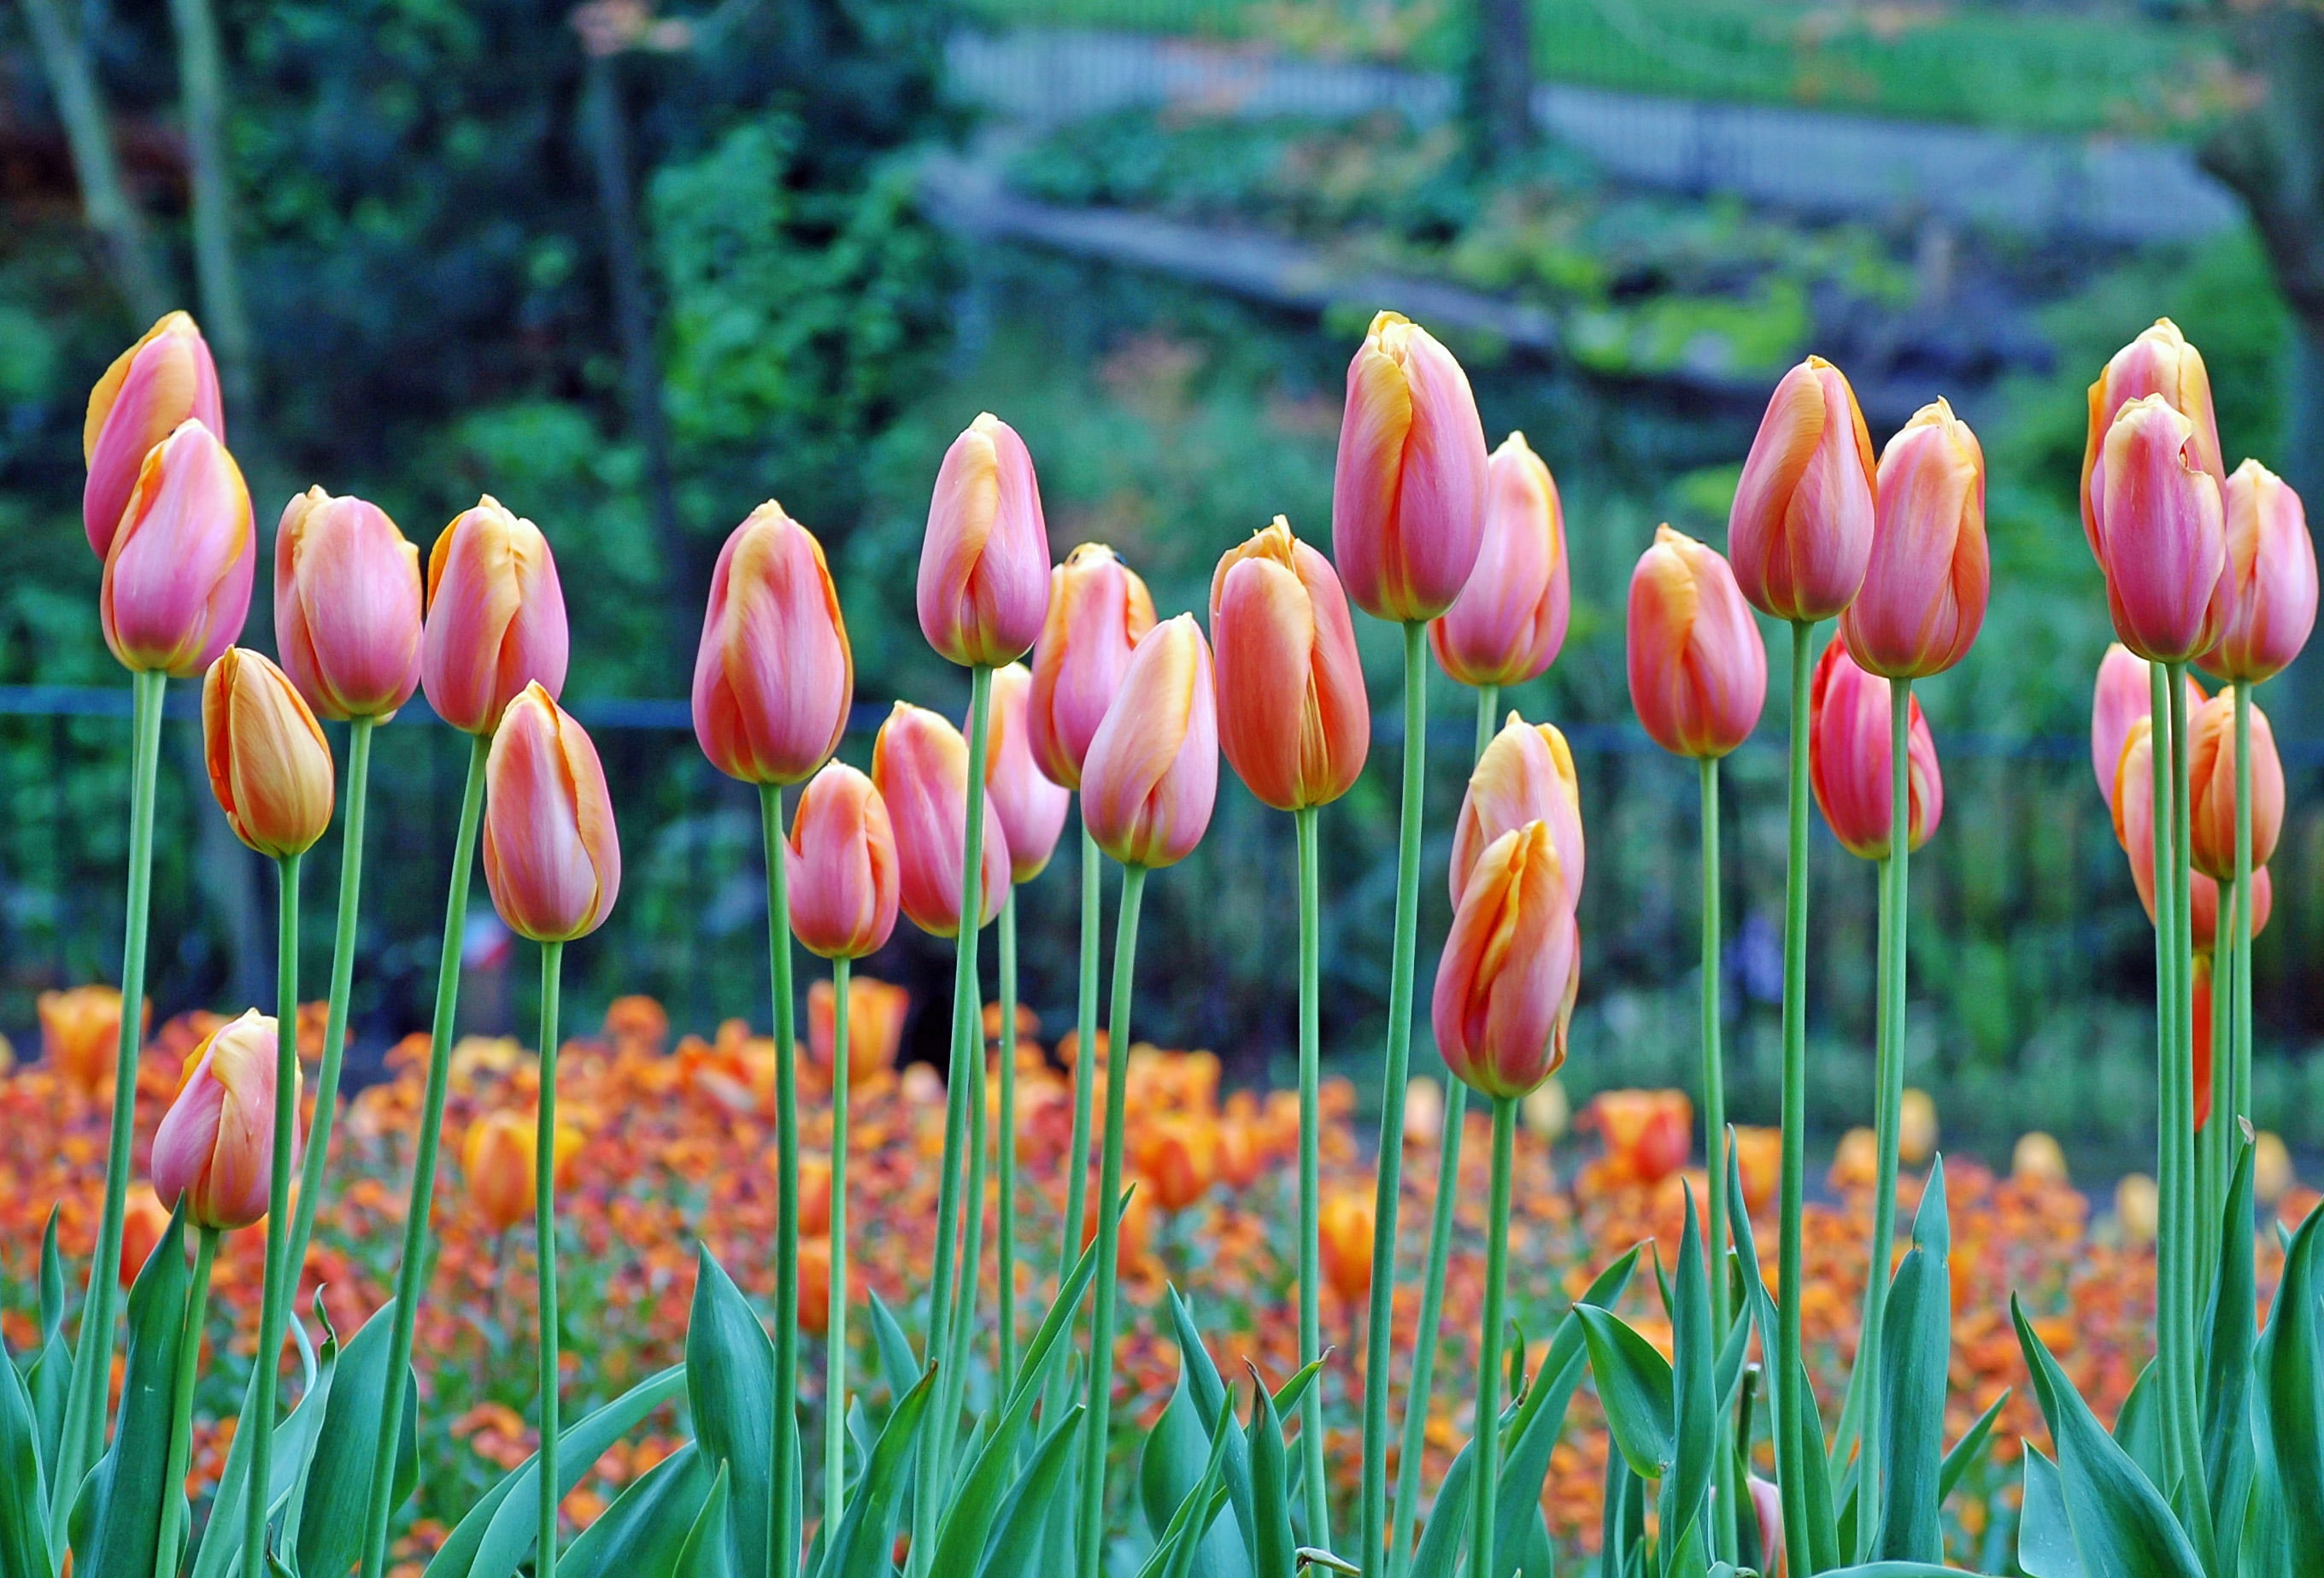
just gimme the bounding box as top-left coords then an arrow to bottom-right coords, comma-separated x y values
534,940 -> 566,1578
1295,804 -> 1332,1551
1077,863 -> 1149,1578
2163,663 -> 2207,1520
156,1224 -> 219,1578
291,715 -> 374,1274
1043,822 -> 1103,1454
244,853 -> 302,1578
1359,620 -> 1430,1572
2233,685 -> 2255,1151
1700,751 -> 1737,1563
1469,1098 -> 1517,1578
1774,620 -> 1813,1561
53,666 -> 166,1543
944,974 -> 990,1413
359,730 -> 490,1578
996,887 -> 1021,1391
825,957 -> 853,1538
760,783 -> 801,1578
2147,661 -> 2186,1489
2204,913 -> 2232,1269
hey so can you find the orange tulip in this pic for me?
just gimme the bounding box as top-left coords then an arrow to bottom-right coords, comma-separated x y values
2210,459 -> 2317,683
603,995 -> 670,1054
1209,515 -> 1370,812
2091,396 -> 2228,664
461,1107 -> 583,1235
1025,543 -> 1157,790
1592,1090 -> 1692,1187
1081,616 -> 1218,870
1449,712 -> 1584,906
100,419 -> 255,678
1080,1187 -> 1153,1273
808,976 -> 909,1080
481,683 -> 621,942
2111,716 -> 2274,953
1807,636 -> 1941,860
784,762 -> 901,960
1625,524 -> 1766,760
797,1238 -> 834,1335
2186,689 -> 2284,882
38,985 -> 141,1093
1727,356 -> 1875,624
1840,399 -> 1987,678
691,502 -> 853,785
871,703 -> 1009,937
420,496 -> 569,734
1318,1188 -> 1375,1302
83,312 -> 224,558
120,1187 -> 173,1286
202,648 -> 336,859
797,1156 -> 834,1237
1429,431 -> 1570,686
983,662 -> 1071,880
2080,318 -> 2224,563
918,412 -> 1052,668
273,486 -> 425,720
1731,1125 -> 1781,1214
1137,1117 -> 1218,1214
151,1010 -> 301,1232
2193,954 -> 2215,1132
1431,822 -> 1580,1100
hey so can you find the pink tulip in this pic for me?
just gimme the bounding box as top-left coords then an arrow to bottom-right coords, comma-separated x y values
1728,356 -> 1876,624
83,312 -> 224,559
274,487 -> 424,720
1430,821 -> 1578,1100
785,761 -> 900,960
481,683 -> 621,942
918,413 -> 1052,668
99,419 -> 255,678
692,502 -> 853,785
2091,395 -> 2227,664
1210,515 -> 1370,812
1081,615 -> 1219,870
2113,716 -> 2274,953
151,1009 -> 299,1233
1625,525 -> 1767,760
1808,636 -> 1941,860
1331,311 -> 1490,623
1450,712 -> 1585,906
984,662 -> 1071,881
1429,432 -> 1570,686
2210,460 -> 2317,683
420,496 -> 569,735
871,702 -> 1010,938
202,648 -> 336,859
2089,642 -> 2204,807
2187,689 -> 2285,881
2080,318 -> 2224,562
1026,543 -> 1157,790
1840,399 -> 1987,678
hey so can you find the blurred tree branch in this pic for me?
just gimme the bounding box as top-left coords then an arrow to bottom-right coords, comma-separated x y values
15,0 -> 169,323
1463,0 -> 1535,168
166,0 -> 256,420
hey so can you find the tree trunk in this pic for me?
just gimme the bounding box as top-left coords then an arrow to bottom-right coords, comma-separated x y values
1463,0 -> 1535,169
167,0 -> 256,419
17,0 -> 170,322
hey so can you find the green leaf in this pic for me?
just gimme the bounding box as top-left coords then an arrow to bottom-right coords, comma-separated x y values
1936,1389 -> 2010,1505
2201,1143 -> 2258,1578
866,1291 -> 921,1410
1575,1305 -> 1674,1484
296,1302 -> 420,1578
1244,1371 -> 1295,1578
1668,1182 -> 1717,1548
1814,1566 -> 2001,1575
971,1405 -> 1085,1578
2111,1362 -> 2166,1493
0,1320 -> 54,1578
1793,1352 -> 1843,1575
819,1365 -> 936,1578
1138,1399 -> 1237,1578
1140,1376 -> 1252,1578
1159,1289 -> 1261,1577
26,1208 -> 71,1479
68,1208 -> 189,1578
673,1463 -> 735,1578
192,1297 -> 342,1578
2018,1447 -> 2082,1578
688,1247 -> 775,1578
1873,1158 -> 1952,1563
2256,1192 -> 2324,1576
561,1445 -> 716,1578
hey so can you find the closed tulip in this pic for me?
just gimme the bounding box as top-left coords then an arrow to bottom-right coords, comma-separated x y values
809,976 -> 909,1080
2111,717 -> 2274,952
461,1108 -> 582,1235
2091,396 -> 2227,664
1808,636 -> 1941,860
38,986 -> 142,1094
1429,431 -> 1570,686
1450,712 -> 1585,905
1331,310 -> 1490,623
420,496 -> 569,735
100,419 -> 255,678
1625,524 -> 1767,759
150,1010 -> 300,1233
785,761 -> 900,960
1318,1188 -> 1375,1302
2186,689 -> 2285,880
919,413 -> 1051,668
2089,642 -> 2204,806
1840,399 -> 1987,678
872,702 -> 1010,937
1081,615 -> 1219,869
83,312 -> 225,559
273,487 -> 424,720
202,648 -> 336,859
1209,515 -> 1370,811
1728,356 -> 1876,624
1431,821 -> 1580,1100
2210,460 -> 2317,683
481,683 -> 621,942
983,662 -> 1071,879
692,502 -> 853,785
2080,318 -> 2224,561
1026,543 -> 1157,789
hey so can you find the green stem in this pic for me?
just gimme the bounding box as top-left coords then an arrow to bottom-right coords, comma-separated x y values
2206,900 -> 2232,1269
2233,685 -> 2255,1146
2164,663 -> 2207,1526
290,716 -> 373,1278
359,729 -> 490,1578
1043,821 -> 1104,1469
1360,621 -> 1431,1573
536,941 -> 565,1578
946,966 -> 990,1422
1776,619 -> 1812,1569
760,783 -> 800,1578
825,957 -> 852,1539
245,853 -> 302,1578
1470,1099 -> 1517,1578
1701,751 -> 1737,1563
54,667 -> 165,1546
1857,681 -> 1912,1557
1296,806 -> 1332,1552
154,1225 -> 219,1578
2147,662 -> 2186,1489
1077,863 -> 1148,1578
997,887 -> 1020,1393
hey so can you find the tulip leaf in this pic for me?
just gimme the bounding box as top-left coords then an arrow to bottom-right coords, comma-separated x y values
866,1290 -> 921,1411
560,1444 -> 715,1578
26,1207 -> 72,1479
820,1364 -> 936,1578
1245,1371 -> 1297,1578
971,1405 -> 1085,1578
1161,1288 -> 1262,1574
1136,1393 -> 1237,1578
192,1297 -> 340,1578
687,1247 -> 776,1578
1576,1305 -> 1675,1485
2201,1143 -> 2259,1576
1793,1351 -> 1844,1575
1405,1389 -> 1522,1578
2111,1360 -> 2167,1493
674,1463 -> 735,1578
1874,1157 -> 1953,1564
1937,1387 -> 2010,1505
2256,1194 -> 2324,1576
293,1300 -> 419,1578
67,1207 -> 189,1578
2018,1447 -> 2084,1578
1669,1182 -> 1717,1550
0,1316 -> 54,1578
1816,1566 -> 2004,1575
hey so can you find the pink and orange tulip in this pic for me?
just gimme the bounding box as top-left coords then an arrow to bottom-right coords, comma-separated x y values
918,413 -> 1051,668
2090,396 -> 2227,664
1625,524 -> 1766,760
2186,689 -> 2284,881
481,683 -> 621,942
2111,716 -> 2274,952
1430,821 -> 1580,1100
2089,643 -> 2204,806
871,702 -> 1010,937
983,662 -> 1071,880
151,1009 -> 300,1232
1840,398 -> 1987,678
1727,356 -> 1876,624
38,986 -> 140,1093
1025,543 -> 1157,789
692,502 -> 853,786
83,312 -> 224,559
100,419 -> 255,677
421,496 -> 569,735
808,976 -> 909,1080
1429,431 -> 1570,686
274,487 -> 424,720
2080,318 -> 2224,560
1808,636 -> 1941,860
2210,460 -> 2316,683
1449,713 -> 1585,905
1080,615 -> 1219,870
1330,311 -> 1489,623
784,761 -> 901,960
1209,515 -> 1370,811
202,648 -> 336,859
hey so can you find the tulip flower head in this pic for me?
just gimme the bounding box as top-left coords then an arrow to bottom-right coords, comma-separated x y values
2091,396 -> 2227,664
2186,689 -> 2285,881
1449,712 -> 1585,905
2089,642 -> 2204,807
1808,637 -> 1941,860
1840,399 -> 1987,678
984,662 -> 1071,880
1318,1188 -> 1375,1303
38,985 -> 138,1094
482,683 -> 621,943
785,761 -> 901,960
202,648 -> 336,859
1209,515 -> 1370,811
918,413 -> 1052,668
1429,431 -> 1570,686
692,502 -> 853,785
421,496 -> 569,734
1080,615 -> 1219,870
2080,318 -> 2224,561
1431,820 -> 1580,1101
1625,525 -> 1767,760
1728,356 -> 1876,624
274,487 -> 424,721
1331,311 -> 1490,623
461,1107 -> 583,1235
150,1009 -> 300,1233
1026,543 -> 1157,789
809,976 -> 910,1080
2110,717 -> 2274,952
84,312 -> 224,559
871,702 -> 1010,938
101,419 -> 255,678
2210,460 -> 2317,683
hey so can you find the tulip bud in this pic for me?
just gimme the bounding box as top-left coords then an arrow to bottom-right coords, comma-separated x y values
784,761 -> 901,960
1429,432 -> 1570,686
2187,689 -> 2285,881
38,986 -> 143,1094
1625,525 -> 1767,760
84,313 -> 225,559
809,975 -> 909,1079
1210,515 -> 1370,811
2089,643 -> 2205,807
2092,396 -> 2227,663
1749,1475 -> 1787,1578
482,683 -> 621,942
693,502 -> 853,785
421,496 -> 569,734
150,1010 -> 301,1232
202,648 -> 336,859
1728,356 -> 1875,624
1331,311 -> 1490,623
2210,460 -> 2317,683
1431,821 -> 1579,1100
1081,615 -> 1219,870
1026,543 -> 1157,790
1808,637 -> 1942,860
273,487 -> 424,721
100,419 -> 255,678
983,663 -> 1071,880
2080,319 -> 2224,562
1318,1188 -> 1375,1302
1840,399 -> 1987,678
871,702 -> 1010,938
1450,712 -> 1585,906
461,1108 -> 582,1235
2111,717 -> 2274,952
919,413 -> 1052,668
